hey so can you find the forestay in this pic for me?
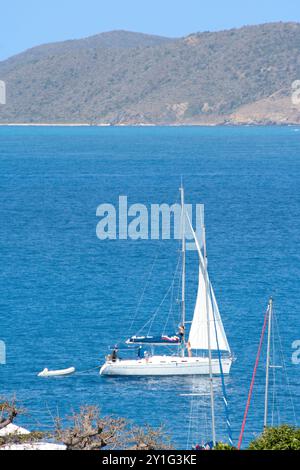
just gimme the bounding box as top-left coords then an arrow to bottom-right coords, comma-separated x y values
186,214 -> 231,353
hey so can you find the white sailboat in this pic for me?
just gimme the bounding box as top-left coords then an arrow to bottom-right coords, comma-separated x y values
100,187 -> 232,377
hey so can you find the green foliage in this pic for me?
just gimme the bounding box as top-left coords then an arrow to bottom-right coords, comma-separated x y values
214,442 -> 237,450
0,432 -> 46,447
248,425 -> 300,450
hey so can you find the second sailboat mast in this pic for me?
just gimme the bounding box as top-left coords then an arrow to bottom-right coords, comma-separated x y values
203,218 -> 216,446
180,185 -> 186,356
264,297 -> 273,428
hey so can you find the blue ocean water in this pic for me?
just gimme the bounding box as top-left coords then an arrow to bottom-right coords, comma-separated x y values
0,125 -> 299,449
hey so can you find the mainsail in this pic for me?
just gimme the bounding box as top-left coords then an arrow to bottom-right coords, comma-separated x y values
187,214 -> 231,353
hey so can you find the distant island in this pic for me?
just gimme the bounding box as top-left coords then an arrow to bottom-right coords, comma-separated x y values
0,23 -> 300,126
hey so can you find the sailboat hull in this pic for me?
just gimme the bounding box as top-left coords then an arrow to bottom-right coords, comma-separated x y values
100,356 -> 232,377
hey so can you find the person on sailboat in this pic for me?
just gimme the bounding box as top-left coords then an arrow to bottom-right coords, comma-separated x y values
111,348 -> 118,362
99,189 -> 233,379
137,346 -> 143,359
178,324 -> 185,341
193,441 -> 214,451
177,324 -> 186,356
192,444 -> 202,451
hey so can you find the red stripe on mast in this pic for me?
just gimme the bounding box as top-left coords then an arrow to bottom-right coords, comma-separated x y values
237,305 -> 269,450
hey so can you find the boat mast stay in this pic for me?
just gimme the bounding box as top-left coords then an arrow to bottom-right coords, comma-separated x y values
264,297 -> 273,428
237,302 -> 270,449
180,184 -> 186,357
202,218 -> 216,446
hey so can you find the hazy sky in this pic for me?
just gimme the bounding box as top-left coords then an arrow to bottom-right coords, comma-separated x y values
1,0 -> 300,60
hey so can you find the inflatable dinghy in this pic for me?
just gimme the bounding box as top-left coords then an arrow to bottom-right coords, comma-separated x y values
38,367 -> 75,377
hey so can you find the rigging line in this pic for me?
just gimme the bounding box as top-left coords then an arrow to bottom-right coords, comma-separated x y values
186,396 -> 194,449
237,304 -> 269,450
163,253 -> 181,333
136,311 -> 163,336
271,311 -> 281,427
135,315 -> 156,336
197,402 -> 202,444
129,252 -> 159,335
209,283 -> 233,446
271,313 -> 277,427
176,227 -> 183,301
187,376 -> 198,449
272,306 -> 288,423
162,271 -> 176,334
273,311 -> 282,426
174,240 -> 183,329
76,365 -> 101,375
273,305 -> 297,426
205,410 -> 209,444
188,376 -> 200,449
134,244 -> 181,337
174,248 -> 183,330
147,280 -> 176,335
162,282 -> 174,334
134,279 -> 175,336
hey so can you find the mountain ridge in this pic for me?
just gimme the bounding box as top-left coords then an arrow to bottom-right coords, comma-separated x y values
0,23 -> 300,125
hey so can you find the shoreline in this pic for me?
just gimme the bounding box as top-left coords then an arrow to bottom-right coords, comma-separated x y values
0,122 -> 300,128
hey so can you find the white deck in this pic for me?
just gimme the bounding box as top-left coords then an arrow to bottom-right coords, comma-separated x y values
100,355 -> 232,376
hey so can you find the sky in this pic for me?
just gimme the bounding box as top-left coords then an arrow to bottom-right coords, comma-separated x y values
0,0 -> 300,61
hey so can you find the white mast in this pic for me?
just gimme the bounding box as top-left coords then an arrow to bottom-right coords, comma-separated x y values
203,220 -> 216,445
264,297 -> 273,428
180,184 -> 186,357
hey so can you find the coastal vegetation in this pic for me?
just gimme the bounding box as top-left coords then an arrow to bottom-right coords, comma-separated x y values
212,426 -> 300,450
248,425 -> 300,450
0,399 -> 170,450
1,398 -> 299,450
1,23 -> 300,125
